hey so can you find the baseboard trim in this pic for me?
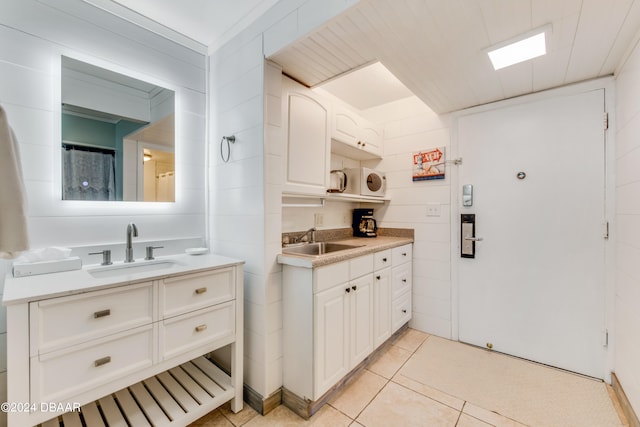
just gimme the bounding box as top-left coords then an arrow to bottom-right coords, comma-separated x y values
243,384 -> 282,416
611,372 -> 640,427
283,323 -> 410,419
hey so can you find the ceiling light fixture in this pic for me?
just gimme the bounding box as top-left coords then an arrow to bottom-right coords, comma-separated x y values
487,25 -> 551,70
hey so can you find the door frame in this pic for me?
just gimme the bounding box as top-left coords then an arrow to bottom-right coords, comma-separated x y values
449,77 -> 616,382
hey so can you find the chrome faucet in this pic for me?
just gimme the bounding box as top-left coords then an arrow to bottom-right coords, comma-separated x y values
125,223 -> 138,263
293,227 -> 316,244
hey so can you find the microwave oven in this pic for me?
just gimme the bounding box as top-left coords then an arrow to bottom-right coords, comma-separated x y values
344,167 -> 386,197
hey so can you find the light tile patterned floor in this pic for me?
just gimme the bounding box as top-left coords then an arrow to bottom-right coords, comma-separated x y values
190,329 -> 628,427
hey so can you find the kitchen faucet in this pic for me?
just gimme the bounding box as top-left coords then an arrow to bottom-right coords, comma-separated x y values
125,223 -> 138,262
293,227 -> 316,244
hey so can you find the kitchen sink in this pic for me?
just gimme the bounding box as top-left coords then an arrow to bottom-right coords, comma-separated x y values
282,242 -> 363,256
88,259 -> 178,278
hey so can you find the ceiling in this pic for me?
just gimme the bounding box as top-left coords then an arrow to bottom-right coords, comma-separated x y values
83,0 -> 280,50
84,0 -> 640,114
270,0 -> 640,113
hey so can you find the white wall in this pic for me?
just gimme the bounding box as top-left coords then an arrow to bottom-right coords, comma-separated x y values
0,2 -> 207,423
362,96 -> 452,337
614,33 -> 640,416
208,0 -> 359,402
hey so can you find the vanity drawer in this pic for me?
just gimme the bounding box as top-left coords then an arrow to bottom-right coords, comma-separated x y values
392,244 -> 412,265
161,301 -> 235,360
391,263 -> 412,299
374,249 -> 392,271
31,324 -> 154,404
30,282 -> 154,355
162,268 -> 235,318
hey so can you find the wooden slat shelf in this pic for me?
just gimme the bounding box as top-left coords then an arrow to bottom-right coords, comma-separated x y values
37,356 -> 234,427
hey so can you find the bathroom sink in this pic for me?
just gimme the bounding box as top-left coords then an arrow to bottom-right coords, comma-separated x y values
282,242 -> 363,256
88,259 -> 177,278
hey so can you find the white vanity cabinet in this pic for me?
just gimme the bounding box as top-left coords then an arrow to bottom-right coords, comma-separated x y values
391,244 -> 413,332
331,103 -> 383,160
282,76 -> 331,196
4,256 -> 244,427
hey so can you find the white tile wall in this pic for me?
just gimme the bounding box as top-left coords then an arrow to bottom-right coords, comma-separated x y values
615,35 -> 640,417
361,96 -> 453,338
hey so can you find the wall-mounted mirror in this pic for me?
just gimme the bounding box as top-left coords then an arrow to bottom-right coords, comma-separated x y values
61,56 -> 175,202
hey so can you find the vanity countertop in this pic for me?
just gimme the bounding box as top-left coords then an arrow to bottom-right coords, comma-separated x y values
277,236 -> 413,269
3,253 -> 244,305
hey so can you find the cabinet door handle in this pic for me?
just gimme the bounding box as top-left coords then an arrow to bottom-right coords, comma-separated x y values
402,309 -> 407,314
402,278 -> 407,283
195,287 -> 207,295
376,275 -> 381,280
382,258 -> 387,262
402,252 -> 407,257
352,285 -> 357,291
94,356 -> 111,367
195,324 -> 208,332
94,309 -> 111,319
345,288 -> 351,293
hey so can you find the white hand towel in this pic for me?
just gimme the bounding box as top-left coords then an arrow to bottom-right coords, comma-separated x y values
0,105 -> 29,259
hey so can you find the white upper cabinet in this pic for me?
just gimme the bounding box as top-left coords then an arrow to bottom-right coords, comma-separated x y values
282,76 -> 331,196
331,104 -> 383,159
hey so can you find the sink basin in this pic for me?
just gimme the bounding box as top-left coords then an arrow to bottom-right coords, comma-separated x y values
282,242 -> 363,256
88,259 -> 177,278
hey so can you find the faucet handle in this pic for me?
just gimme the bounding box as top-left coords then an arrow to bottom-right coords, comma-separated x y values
89,250 -> 112,266
145,246 -> 164,261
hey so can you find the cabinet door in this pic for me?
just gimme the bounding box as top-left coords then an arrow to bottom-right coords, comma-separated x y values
314,284 -> 349,398
360,122 -> 383,157
373,267 -> 392,348
350,274 -> 374,367
283,77 -> 329,195
333,105 -> 359,146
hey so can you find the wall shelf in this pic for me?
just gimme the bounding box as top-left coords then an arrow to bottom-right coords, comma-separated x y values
282,192 -> 389,207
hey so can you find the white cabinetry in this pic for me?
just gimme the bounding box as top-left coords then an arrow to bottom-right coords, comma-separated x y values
332,103 -> 383,159
392,244 -> 412,332
373,249 -> 392,348
282,243 -> 411,412
282,76 -> 331,196
6,260 -> 244,427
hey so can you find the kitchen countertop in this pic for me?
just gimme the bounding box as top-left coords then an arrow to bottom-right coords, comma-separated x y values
277,236 -> 413,268
3,253 -> 244,305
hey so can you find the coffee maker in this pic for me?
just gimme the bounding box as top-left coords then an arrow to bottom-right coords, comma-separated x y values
352,208 -> 377,237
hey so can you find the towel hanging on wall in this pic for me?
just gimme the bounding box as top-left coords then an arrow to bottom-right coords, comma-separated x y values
0,105 -> 29,258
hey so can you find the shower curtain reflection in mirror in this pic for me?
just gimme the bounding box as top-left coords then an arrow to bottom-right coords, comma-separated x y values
62,145 -> 116,201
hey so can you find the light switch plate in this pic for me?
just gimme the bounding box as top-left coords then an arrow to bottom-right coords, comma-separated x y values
426,203 -> 441,217
314,213 -> 324,227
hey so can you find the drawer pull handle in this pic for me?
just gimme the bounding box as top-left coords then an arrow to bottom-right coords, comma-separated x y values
94,356 -> 111,367
94,309 -> 111,319
195,287 -> 207,295
382,258 -> 387,262
402,279 -> 407,283
402,252 -> 407,257
195,324 -> 208,332
402,309 -> 407,314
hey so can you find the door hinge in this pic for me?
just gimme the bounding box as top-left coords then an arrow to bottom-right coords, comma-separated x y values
604,112 -> 609,130
603,221 -> 609,239
602,329 -> 609,347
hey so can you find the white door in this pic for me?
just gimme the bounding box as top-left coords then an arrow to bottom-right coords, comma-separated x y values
457,89 -> 607,379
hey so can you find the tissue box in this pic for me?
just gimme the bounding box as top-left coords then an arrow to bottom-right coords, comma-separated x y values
13,257 -> 82,278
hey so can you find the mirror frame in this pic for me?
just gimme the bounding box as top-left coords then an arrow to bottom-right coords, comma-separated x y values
58,54 -> 178,204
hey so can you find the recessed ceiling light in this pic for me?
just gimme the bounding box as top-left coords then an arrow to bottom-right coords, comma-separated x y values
487,25 -> 551,70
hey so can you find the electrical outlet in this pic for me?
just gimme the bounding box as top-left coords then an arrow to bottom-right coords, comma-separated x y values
426,203 -> 441,217
314,213 -> 324,227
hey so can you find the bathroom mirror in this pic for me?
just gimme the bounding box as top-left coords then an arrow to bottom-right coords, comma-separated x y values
61,56 -> 175,202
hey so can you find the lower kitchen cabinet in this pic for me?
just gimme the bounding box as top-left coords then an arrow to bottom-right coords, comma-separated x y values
282,243 -> 412,415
